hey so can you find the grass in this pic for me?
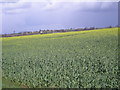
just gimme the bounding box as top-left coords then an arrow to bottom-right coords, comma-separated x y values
2,78 -> 29,88
2,28 -> 119,88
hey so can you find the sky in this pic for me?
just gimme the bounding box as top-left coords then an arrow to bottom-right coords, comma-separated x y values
0,0 -> 118,34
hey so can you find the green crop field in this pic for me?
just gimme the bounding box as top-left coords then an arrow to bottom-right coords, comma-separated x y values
2,28 -> 119,88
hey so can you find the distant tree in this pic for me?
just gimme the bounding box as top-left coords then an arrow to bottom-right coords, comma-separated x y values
89,27 -> 95,30
108,26 -> 112,28
13,30 -> 15,34
39,30 -> 41,33
115,25 -> 120,27
84,27 -> 87,30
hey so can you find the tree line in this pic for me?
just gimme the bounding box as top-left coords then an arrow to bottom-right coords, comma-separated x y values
1,26 -> 119,37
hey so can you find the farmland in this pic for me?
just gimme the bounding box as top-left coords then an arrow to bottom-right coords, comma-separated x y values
2,28 -> 119,88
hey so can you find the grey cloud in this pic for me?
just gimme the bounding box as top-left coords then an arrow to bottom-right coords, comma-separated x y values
2,1 -> 118,34
2,2 -> 31,14
43,2 -> 117,12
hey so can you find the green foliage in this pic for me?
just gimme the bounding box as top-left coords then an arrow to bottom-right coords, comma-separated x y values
2,28 -> 119,88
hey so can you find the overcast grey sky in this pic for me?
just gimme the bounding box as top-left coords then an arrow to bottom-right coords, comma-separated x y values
0,0 -> 118,34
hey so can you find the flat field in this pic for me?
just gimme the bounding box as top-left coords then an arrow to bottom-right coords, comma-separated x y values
2,28 -> 119,88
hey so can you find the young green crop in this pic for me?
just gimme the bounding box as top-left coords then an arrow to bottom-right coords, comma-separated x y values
2,28 -> 119,88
